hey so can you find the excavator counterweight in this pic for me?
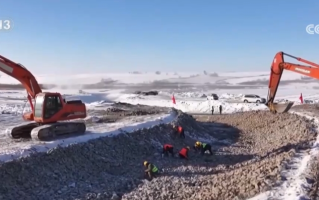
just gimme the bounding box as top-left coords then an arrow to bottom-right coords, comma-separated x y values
266,52 -> 319,113
0,55 -> 87,140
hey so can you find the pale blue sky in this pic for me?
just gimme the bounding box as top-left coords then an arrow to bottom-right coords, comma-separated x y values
0,1 -> 318,74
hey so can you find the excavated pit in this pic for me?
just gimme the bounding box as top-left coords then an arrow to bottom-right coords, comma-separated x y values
0,110 -> 317,200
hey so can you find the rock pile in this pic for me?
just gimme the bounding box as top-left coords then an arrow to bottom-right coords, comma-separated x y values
0,110 -> 316,200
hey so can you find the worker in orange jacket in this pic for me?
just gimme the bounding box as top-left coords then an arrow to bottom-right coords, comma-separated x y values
173,125 -> 185,138
179,146 -> 190,159
162,144 -> 174,157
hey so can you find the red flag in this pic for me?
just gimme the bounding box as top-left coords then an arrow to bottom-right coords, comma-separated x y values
299,93 -> 303,104
172,94 -> 176,104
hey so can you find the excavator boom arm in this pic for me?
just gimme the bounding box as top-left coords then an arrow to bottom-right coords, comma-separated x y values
267,52 -> 319,113
0,55 -> 42,110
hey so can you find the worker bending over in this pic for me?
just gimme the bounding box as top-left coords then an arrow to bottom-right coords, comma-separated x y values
144,161 -> 159,179
173,125 -> 185,139
162,144 -> 174,157
194,141 -> 213,155
179,146 -> 190,159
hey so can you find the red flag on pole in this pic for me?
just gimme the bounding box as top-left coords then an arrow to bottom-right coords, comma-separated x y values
172,94 -> 176,104
299,93 -> 303,104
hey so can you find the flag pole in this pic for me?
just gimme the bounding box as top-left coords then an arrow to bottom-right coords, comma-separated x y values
172,94 -> 176,109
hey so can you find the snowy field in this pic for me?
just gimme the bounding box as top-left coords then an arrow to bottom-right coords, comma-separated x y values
0,70 -> 319,200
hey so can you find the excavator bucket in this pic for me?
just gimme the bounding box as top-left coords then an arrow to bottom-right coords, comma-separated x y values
268,102 -> 295,113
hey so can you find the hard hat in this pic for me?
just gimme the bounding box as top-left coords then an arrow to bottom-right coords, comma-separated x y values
144,161 -> 148,166
195,141 -> 201,146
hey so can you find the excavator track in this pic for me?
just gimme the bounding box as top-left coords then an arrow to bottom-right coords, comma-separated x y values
10,123 -> 40,139
9,122 -> 86,141
31,122 -> 86,141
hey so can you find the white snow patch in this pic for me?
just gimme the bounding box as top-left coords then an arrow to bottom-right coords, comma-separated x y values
116,94 -> 267,114
172,92 -> 208,98
219,93 -> 243,99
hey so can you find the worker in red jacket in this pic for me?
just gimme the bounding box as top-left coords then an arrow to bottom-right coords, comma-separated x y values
179,146 -> 190,159
173,125 -> 185,139
162,144 -> 174,157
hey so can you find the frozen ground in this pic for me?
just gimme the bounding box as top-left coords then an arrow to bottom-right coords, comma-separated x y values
0,71 -> 319,199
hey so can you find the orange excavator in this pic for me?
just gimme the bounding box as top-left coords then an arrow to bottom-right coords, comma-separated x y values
0,54 -> 87,140
266,51 -> 319,113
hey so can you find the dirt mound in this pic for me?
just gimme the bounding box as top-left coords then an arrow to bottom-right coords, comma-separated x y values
0,110 -> 316,200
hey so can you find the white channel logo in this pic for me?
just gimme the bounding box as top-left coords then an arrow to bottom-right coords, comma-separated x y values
0,20 -> 13,31
306,24 -> 319,34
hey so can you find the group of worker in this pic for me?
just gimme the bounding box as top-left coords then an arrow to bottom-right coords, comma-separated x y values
211,105 -> 222,115
143,125 -> 213,180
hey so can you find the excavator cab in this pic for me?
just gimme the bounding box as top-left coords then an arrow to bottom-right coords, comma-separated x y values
14,93 -> 87,140
34,93 -> 63,120
13,93 -> 87,140
32,93 -> 87,123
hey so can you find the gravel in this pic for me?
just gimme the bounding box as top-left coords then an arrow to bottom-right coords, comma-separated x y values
302,155 -> 319,199
0,110 -> 317,200
289,104 -> 319,199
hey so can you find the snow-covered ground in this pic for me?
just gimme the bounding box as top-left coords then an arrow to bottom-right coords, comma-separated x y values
0,71 -> 319,200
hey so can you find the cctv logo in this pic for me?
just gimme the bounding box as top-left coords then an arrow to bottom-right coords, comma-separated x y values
306,24 -> 319,34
